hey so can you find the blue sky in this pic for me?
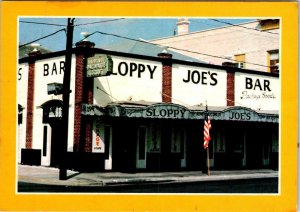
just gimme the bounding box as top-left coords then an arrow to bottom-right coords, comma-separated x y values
19,18 -> 253,52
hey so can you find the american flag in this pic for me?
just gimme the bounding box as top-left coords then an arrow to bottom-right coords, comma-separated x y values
203,105 -> 211,149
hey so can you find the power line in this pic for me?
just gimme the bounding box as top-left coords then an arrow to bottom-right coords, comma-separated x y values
209,19 -> 279,35
20,20 -> 66,27
74,18 -> 125,26
19,28 -> 66,48
19,20 -> 274,68
192,19 -> 279,40
80,30 -> 271,68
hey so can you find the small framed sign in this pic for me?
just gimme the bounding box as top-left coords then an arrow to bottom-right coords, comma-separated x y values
86,54 -> 113,77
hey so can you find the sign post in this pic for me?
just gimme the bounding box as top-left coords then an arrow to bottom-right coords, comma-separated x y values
207,147 -> 210,176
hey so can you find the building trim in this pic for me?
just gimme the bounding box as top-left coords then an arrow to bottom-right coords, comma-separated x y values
81,102 -> 279,123
19,47 -> 279,78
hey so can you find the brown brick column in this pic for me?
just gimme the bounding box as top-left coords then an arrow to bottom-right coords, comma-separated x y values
73,41 -> 95,152
226,72 -> 235,106
25,51 -> 41,149
158,52 -> 173,103
73,53 -> 84,152
83,77 -> 94,152
222,62 -> 235,106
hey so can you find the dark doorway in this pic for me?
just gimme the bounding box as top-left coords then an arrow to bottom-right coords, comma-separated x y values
50,123 -> 63,167
160,121 -> 172,170
160,121 -> 182,171
186,122 -> 202,171
246,126 -> 264,169
112,120 -> 137,172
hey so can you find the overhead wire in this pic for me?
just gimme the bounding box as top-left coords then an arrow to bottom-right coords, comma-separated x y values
209,19 -> 279,35
19,18 -> 277,68
19,28 -> 66,48
192,19 -> 279,41
19,20 -> 66,27
74,18 -> 126,26
77,30 -> 272,68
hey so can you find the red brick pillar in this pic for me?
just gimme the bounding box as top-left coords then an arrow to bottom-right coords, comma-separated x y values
73,41 -> 95,152
158,52 -> 173,103
222,62 -> 236,106
83,77 -> 94,152
226,72 -> 235,106
25,51 -> 41,149
73,53 -> 84,152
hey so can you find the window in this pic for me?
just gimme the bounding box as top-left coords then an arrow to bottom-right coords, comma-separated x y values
104,125 -> 111,159
268,50 -> 279,74
43,126 -> 48,156
18,104 -> 23,125
138,127 -> 146,160
234,54 -> 245,69
42,100 -> 63,123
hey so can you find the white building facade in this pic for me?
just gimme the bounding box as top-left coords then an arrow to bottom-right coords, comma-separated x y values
18,41 -> 279,172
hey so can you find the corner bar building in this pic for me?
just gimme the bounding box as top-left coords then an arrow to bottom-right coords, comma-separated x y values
18,41 -> 279,172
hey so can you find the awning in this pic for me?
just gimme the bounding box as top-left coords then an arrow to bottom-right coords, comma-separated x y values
81,102 -> 279,123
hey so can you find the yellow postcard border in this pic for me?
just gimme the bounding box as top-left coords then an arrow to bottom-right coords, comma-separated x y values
0,1 -> 298,211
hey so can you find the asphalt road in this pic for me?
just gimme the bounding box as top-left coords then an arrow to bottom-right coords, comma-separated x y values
18,178 -> 278,193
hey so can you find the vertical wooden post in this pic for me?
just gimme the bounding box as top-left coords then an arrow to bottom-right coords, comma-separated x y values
207,147 -> 210,176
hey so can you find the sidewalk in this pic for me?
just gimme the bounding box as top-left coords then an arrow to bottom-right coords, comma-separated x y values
18,165 -> 278,187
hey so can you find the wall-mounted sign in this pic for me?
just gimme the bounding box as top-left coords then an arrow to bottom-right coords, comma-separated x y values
47,82 -> 63,95
86,54 -> 113,77
144,104 -> 189,119
172,64 -> 227,106
105,103 -> 278,123
235,72 -> 279,111
42,100 -> 63,123
81,104 -> 104,116
116,103 -> 190,119
92,119 -> 105,153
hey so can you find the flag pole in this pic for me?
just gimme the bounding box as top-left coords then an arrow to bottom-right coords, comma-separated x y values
207,147 -> 210,176
204,100 -> 211,176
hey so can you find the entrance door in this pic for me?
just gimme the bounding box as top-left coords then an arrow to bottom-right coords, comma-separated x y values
246,127 -> 264,169
50,123 -> 63,167
224,125 -> 244,169
112,120 -> 137,172
160,121 -> 181,171
160,122 -> 172,170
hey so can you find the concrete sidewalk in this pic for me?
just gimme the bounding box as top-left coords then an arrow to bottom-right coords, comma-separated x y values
18,165 -> 278,187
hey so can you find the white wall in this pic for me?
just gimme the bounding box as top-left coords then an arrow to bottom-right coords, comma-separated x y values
172,64 -> 227,106
17,63 -> 29,163
235,72 -> 280,110
94,56 -> 162,106
31,55 -> 76,165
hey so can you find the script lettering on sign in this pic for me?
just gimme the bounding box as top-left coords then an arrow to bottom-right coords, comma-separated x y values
240,77 -> 276,100
86,54 -> 113,77
235,72 -> 279,110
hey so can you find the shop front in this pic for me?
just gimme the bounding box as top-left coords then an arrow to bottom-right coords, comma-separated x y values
82,102 -> 279,172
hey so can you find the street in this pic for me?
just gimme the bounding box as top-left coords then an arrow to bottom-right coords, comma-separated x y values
18,178 -> 278,193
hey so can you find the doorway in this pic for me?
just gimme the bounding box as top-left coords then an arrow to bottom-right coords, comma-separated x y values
50,123 -> 63,167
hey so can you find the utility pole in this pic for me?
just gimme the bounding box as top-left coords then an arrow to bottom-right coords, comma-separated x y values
60,18 -> 74,180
